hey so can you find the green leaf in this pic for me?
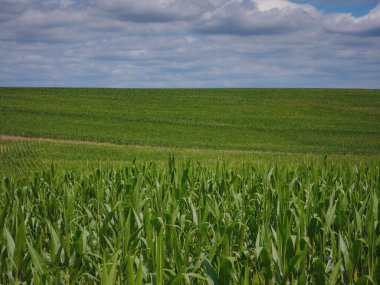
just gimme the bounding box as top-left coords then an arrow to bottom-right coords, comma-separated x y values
27,240 -> 47,275
155,229 -> 164,285
352,239 -> 363,269
47,220 -> 61,262
327,259 -> 342,285
15,219 -> 26,271
136,260 -> 143,285
169,273 -> 185,285
312,258 -> 326,285
219,256 -> 234,285
170,273 -> 208,284
307,217 -> 319,238
100,251 -> 119,285
339,234 -> 352,283
283,250 -> 307,281
326,199 -> 337,230
255,231 -> 262,259
127,256 -> 136,285
3,227 -> 15,263
242,261 -> 249,285
101,259 -> 109,285
108,251 -> 119,285
203,258 -> 220,285
189,198 -> 198,226
355,276 -> 372,285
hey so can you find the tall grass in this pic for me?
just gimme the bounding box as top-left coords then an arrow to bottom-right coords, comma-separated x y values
1,158 -> 379,284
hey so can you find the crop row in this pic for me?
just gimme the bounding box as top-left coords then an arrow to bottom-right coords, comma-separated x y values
0,158 -> 379,284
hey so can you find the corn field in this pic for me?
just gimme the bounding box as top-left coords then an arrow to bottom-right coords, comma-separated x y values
1,158 -> 379,284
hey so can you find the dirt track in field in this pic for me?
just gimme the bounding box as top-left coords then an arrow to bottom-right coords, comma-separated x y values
0,134 -> 271,154
1,134 -> 378,158
0,134 -> 126,148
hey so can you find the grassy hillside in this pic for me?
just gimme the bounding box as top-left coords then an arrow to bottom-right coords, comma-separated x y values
1,88 -> 379,155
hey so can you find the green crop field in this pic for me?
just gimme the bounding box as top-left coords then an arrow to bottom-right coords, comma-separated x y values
0,87 -> 379,284
1,88 -> 379,154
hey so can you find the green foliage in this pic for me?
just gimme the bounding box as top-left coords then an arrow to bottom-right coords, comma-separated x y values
0,160 -> 379,284
0,88 -> 379,283
1,87 -> 379,154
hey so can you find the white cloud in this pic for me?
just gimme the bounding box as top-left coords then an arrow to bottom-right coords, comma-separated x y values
196,0 -> 320,35
322,4 -> 380,36
95,0 -> 213,23
0,0 -> 379,88
254,0 -> 307,11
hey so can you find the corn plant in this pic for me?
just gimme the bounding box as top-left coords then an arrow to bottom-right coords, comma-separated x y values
0,158 -> 379,284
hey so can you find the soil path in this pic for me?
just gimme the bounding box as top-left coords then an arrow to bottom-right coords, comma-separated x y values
0,134 -> 374,157
0,134 -> 128,148
0,134 -> 272,154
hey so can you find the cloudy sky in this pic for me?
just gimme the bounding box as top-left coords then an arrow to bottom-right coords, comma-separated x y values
1,0 -> 379,88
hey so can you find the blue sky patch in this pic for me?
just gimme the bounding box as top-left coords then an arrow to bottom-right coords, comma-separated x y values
293,1 -> 378,17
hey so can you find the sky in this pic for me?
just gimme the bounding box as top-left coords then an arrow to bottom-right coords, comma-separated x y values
0,0 -> 380,88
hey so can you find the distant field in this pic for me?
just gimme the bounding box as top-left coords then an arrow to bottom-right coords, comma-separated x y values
1,87 -> 379,175
1,87 -> 379,155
